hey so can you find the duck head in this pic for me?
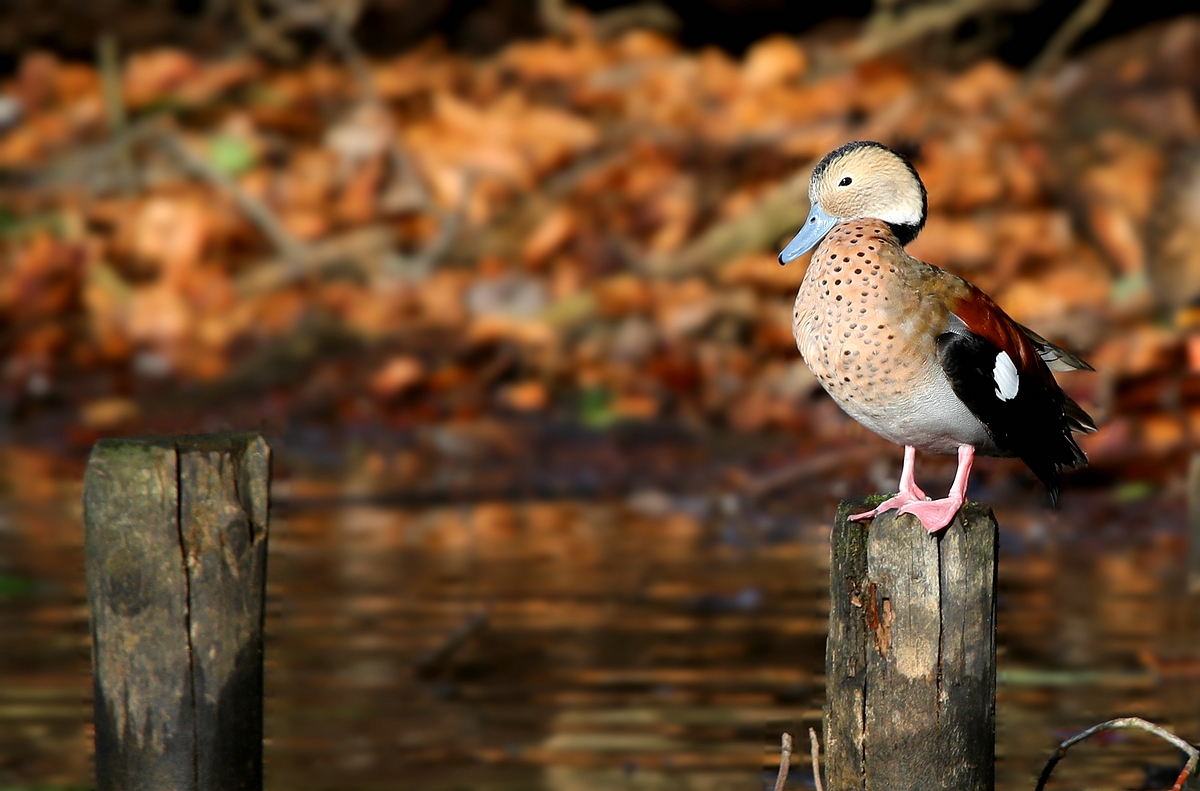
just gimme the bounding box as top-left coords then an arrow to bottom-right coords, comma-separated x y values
778,141 -> 928,264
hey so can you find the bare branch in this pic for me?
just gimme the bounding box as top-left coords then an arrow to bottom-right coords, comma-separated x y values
232,2 -> 462,283
153,130 -> 308,265
1035,716 -> 1199,791
847,0 -> 1035,66
809,728 -> 824,791
773,732 -> 793,791
311,0 -> 432,211
235,225 -> 396,298
413,604 -> 491,678
730,447 -> 880,501
237,0 -> 301,60
238,1 -> 432,211
235,0 -> 344,61
649,167 -> 810,279
397,170 -> 476,279
1027,0 -> 1115,81
96,34 -> 137,194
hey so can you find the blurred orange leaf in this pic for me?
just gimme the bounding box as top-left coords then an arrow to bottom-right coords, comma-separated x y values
370,356 -> 426,399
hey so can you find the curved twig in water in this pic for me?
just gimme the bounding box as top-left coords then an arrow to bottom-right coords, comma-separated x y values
1035,716 -> 1198,791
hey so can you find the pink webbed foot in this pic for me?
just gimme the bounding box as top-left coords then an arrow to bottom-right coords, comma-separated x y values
850,444 -> 975,534
849,489 -> 926,522
897,444 -> 975,533
897,494 -> 965,534
849,445 -> 928,522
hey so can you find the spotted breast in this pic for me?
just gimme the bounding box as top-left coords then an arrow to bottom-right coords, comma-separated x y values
779,140 -> 1095,533
794,219 -> 994,455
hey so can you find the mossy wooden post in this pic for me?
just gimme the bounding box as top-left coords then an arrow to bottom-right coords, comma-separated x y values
824,499 -> 998,791
83,434 -> 271,791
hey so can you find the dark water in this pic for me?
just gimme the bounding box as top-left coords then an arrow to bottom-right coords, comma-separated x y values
1,458 -> 1197,791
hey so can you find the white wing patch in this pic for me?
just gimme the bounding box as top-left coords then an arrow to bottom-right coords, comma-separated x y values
993,350 -> 1020,401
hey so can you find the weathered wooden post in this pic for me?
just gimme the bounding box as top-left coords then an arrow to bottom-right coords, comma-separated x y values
824,499 -> 998,791
83,433 -> 271,791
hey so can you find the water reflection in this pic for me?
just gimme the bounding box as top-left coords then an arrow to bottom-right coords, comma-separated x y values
0,472 -> 1196,790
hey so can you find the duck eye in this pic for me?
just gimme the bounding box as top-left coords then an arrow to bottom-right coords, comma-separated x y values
838,176 -> 853,187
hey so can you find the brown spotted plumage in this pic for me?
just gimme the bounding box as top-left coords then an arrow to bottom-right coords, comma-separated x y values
780,141 -> 1096,533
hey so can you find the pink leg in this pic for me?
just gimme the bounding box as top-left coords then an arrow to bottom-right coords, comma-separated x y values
897,444 -> 974,533
850,446 -> 928,522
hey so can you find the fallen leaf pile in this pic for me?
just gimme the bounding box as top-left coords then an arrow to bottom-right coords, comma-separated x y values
0,9 -> 1197,481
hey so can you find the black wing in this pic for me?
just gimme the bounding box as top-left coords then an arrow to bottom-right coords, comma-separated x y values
936,330 -> 1090,505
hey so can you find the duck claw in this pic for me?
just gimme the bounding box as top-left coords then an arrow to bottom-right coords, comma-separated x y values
849,489 -> 927,522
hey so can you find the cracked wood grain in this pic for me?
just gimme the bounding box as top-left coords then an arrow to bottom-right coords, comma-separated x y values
824,500 -> 997,791
84,433 -> 270,791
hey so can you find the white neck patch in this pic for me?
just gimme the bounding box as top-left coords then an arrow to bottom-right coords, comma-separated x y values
993,350 -> 1020,401
872,202 -> 923,228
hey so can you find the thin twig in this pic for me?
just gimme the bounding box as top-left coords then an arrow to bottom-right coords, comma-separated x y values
262,0 -> 449,252
19,116 -> 315,279
809,728 -> 824,791
231,174 -> 470,296
1035,716 -> 1199,791
392,170 -> 476,280
154,130 -> 308,265
413,604 -> 491,677
234,0 -> 336,61
399,205 -> 465,279
96,34 -> 137,194
321,11 -> 375,103
1026,0 -> 1114,81
845,0 -> 1033,67
235,224 -> 395,298
732,446 -> 881,501
650,165 -> 810,279
239,2 -> 455,280
538,0 -> 572,35
237,0 -> 301,61
591,3 -> 681,41
11,116 -> 161,193
304,0 -> 432,211
773,732 -> 793,791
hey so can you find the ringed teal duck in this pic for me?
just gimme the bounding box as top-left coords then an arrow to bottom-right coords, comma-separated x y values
780,141 -> 1096,533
